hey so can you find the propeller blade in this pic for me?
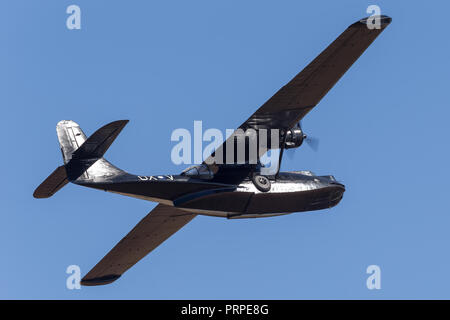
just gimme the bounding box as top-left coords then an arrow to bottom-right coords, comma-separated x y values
306,136 -> 319,152
287,147 -> 297,159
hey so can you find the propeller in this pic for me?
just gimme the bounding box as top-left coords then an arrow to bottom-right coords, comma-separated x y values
276,121 -> 320,177
305,135 -> 320,152
299,120 -> 319,152
286,121 -> 319,159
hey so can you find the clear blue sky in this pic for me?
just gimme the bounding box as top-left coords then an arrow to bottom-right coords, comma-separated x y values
2,0 -> 449,299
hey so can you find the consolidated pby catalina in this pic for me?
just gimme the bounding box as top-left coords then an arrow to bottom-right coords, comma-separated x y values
34,15 -> 391,286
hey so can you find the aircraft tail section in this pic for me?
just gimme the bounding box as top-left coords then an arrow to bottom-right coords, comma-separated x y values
56,120 -> 88,164
33,120 -> 129,198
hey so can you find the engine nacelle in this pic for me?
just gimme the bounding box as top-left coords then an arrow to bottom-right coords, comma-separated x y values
283,126 -> 306,149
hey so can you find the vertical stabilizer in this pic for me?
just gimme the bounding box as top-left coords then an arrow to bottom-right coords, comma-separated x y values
56,120 -> 87,164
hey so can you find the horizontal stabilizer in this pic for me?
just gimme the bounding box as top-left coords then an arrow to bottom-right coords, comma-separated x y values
33,166 -> 68,198
72,120 -> 129,161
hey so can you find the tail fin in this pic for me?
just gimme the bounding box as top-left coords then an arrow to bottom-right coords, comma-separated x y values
33,120 -> 129,199
56,120 -> 88,164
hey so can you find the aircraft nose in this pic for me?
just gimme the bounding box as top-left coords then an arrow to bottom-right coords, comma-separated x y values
329,181 -> 345,191
327,181 -> 345,205
320,175 -> 345,191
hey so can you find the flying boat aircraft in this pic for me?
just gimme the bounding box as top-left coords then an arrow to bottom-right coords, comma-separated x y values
34,15 -> 391,286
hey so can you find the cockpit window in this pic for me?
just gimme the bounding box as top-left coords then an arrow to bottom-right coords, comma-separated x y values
182,167 -> 199,176
181,164 -> 213,179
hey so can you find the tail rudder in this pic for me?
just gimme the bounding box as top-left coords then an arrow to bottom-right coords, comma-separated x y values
59,119 -> 128,182
56,120 -> 87,164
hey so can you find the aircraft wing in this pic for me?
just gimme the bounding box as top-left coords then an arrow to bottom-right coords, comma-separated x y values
206,15 -> 391,166
81,204 -> 196,286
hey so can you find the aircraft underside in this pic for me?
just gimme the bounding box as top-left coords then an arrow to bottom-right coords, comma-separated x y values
80,171 -> 345,219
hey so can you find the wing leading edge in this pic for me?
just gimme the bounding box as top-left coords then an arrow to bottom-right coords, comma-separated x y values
81,204 -> 196,286
243,15 -> 392,130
